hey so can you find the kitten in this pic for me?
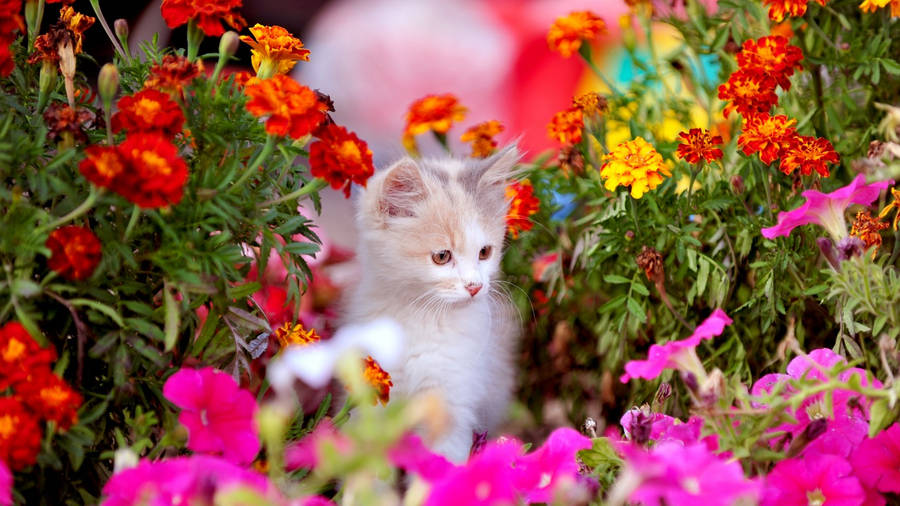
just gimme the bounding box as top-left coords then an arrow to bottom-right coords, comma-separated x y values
344,145 -> 521,463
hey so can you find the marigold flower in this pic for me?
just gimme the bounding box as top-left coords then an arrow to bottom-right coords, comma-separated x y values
505,180 -> 540,238
547,11 -> 607,58
460,120 -> 504,158
547,107 -> 584,145
111,89 -> 185,138
636,245 -> 664,284
600,137 -> 671,199
877,187 -> 900,230
43,102 -> 96,145
738,113 -> 797,165
244,74 -> 329,139
144,55 -> 203,96
572,92 -> 608,117
160,0 -> 246,37
274,322 -> 321,348
557,145 -> 586,177
762,0 -> 818,21
850,211 -> 889,258
0,322 -> 56,380
736,36 -> 804,90
363,356 -> 392,406
28,6 -> 95,64
0,397 -> 41,470
717,70 -> 779,118
779,135 -> 839,177
675,128 -> 724,164
240,24 -> 310,77
309,123 -> 375,197
0,0 -> 23,77
859,0 -> 891,12
403,94 -> 467,148
45,225 -> 102,281
16,368 -> 82,430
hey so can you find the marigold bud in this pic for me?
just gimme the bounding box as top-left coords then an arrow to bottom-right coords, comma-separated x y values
635,245 -> 664,284
39,60 -> 58,97
98,63 -> 119,105
731,175 -> 745,195
114,18 -> 129,41
219,30 -> 240,59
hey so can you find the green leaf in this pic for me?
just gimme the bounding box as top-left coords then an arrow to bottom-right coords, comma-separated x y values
881,58 -> 900,75
697,258 -> 710,296
869,399 -> 898,437
598,295 -> 627,313
163,283 -> 180,351
603,274 -> 631,284
626,297 -> 646,322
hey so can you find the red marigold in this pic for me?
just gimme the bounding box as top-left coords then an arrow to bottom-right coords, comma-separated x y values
27,6 -> 95,64
717,70 -> 779,118
111,88 -> 185,138
547,107 -> 584,145
43,102 -> 97,144
763,0 -> 809,21
403,94 -> 467,145
736,36 -> 804,90
738,113 -> 797,165
779,135 -> 839,177
362,356 -> 392,406
244,74 -> 329,139
309,123 -> 375,198
460,120 -> 505,158
144,54 -> 203,96
505,180 -> 540,238
160,0 -> 246,37
851,210 -> 890,258
0,0 -> 23,77
547,11 -> 607,58
0,322 -> 56,381
675,128 -> 724,164
16,368 -> 82,430
79,134 -> 189,208
0,397 -> 42,470
46,225 -> 102,281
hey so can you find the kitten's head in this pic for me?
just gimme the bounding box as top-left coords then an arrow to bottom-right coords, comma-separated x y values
357,145 -> 521,304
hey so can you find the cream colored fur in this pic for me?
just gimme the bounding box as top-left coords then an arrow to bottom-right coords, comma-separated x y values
344,146 -> 521,462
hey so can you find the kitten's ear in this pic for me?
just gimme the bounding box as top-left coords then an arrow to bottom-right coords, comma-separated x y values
378,158 -> 427,218
479,143 -> 523,188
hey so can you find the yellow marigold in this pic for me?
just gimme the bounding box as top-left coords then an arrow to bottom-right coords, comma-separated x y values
600,137 -> 671,199
273,322 -> 320,348
859,0 -> 890,12
547,107 -> 584,145
240,24 -> 310,78
547,11 -> 607,58
850,211 -> 889,258
572,92 -> 608,118
362,356 -> 392,405
878,187 -> 900,230
460,120 -> 504,158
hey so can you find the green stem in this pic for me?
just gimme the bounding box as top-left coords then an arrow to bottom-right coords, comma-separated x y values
579,44 -> 622,96
628,194 -> 641,235
228,135 -> 276,193
103,102 -> 113,146
41,185 -> 101,232
259,178 -> 328,208
756,160 -> 774,221
686,164 -> 702,207
25,0 -> 44,50
186,20 -> 203,62
122,205 -> 141,242
332,398 -> 352,427
88,0 -> 127,61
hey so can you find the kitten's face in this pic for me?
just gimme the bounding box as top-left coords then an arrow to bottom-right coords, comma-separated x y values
358,146 -> 519,305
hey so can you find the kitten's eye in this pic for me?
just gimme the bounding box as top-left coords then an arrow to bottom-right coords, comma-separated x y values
432,250 -> 452,265
479,245 -> 492,260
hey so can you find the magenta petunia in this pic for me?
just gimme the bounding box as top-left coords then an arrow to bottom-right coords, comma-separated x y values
617,441 -> 760,506
100,455 -> 272,506
424,438 -> 522,506
285,419 -> 353,471
513,428 -> 593,503
851,423 -> 900,494
387,432 -> 455,482
0,461 -> 10,506
762,452 -> 866,506
162,367 -> 261,465
620,309 -> 732,383
620,410 -> 707,447
761,174 -> 893,241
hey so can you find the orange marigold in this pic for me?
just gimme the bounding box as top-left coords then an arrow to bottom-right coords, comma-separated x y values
460,120 -> 505,158
736,35 -> 804,90
877,187 -> 900,230
240,24 -> 310,77
309,123 -> 375,198
717,70 -> 779,118
675,128 -> 724,164
16,368 -> 82,430
111,89 -> 185,138
572,91 -> 608,118
505,180 -> 540,238
547,11 -> 607,58
273,322 -> 321,348
778,135 -> 839,177
0,0 -> 23,77
160,0 -> 246,36
858,0 -> 889,12
762,0 -> 820,21
144,54 -> 203,96
738,113 -> 797,165
851,210 -> 889,258
362,356 -> 392,406
0,322 -> 56,380
547,107 -> 584,145
43,102 -> 96,144
0,397 -> 41,470
600,137 -> 671,199
28,5 -> 95,64
46,225 -> 102,281
403,94 -> 467,144
244,74 -> 329,139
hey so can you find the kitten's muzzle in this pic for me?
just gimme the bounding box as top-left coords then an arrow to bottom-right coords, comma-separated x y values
465,282 -> 482,297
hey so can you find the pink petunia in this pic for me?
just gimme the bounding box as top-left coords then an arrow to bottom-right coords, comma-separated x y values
620,309 -> 732,383
285,419 -> 353,471
620,409 -> 706,447
387,433 -> 455,482
162,367 -> 261,465
851,423 -> 900,494
424,438 -> 522,506
616,441 -> 760,506
513,428 -> 593,503
101,455 -> 272,506
761,174 -> 893,241
762,452 -> 866,506
0,461 -> 10,506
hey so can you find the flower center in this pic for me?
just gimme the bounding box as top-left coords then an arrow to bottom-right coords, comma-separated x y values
200,409 -> 209,426
139,151 -> 172,177
2,338 -> 26,362
337,140 -> 361,163
0,415 -> 15,438
133,97 -> 162,119
40,385 -> 70,407
475,481 -> 491,500
807,488 -> 826,505
681,477 -> 701,494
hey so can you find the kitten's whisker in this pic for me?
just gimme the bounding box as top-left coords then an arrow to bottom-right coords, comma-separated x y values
491,279 -> 536,323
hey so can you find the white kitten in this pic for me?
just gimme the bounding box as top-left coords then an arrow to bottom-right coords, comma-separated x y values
344,145 -> 521,463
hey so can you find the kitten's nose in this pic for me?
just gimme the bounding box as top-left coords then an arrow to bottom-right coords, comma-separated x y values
465,283 -> 482,297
